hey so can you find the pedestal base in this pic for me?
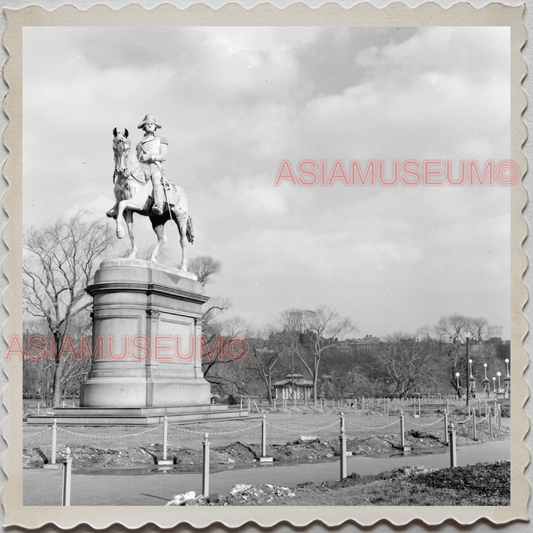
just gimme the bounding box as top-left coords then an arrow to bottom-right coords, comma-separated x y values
80,259 -> 211,409
26,405 -> 252,425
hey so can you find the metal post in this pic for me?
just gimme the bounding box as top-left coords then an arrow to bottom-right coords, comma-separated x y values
52,419 -> 57,465
400,412 -> 405,448
262,415 -> 267,458
497,403 -> 502,433
443,410 -> 449,445
202,433 -> 210,497
248,397 -> 251,412
339,412 -> 347,480
488,406 -> 492,435
472,406 -> 477,441
61,446 -> 72,506
448,423 -> 457,467
163,415 -> 168,461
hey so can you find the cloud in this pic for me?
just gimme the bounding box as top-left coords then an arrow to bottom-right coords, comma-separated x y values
22,26 -> 512,337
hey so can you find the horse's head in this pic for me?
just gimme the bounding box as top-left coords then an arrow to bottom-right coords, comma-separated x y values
112,127 -> 131,175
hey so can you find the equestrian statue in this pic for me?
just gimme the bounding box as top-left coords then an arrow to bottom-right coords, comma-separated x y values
106,114 -> 194,270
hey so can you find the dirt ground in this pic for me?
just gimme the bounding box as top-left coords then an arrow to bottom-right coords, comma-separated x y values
167,460 -> 511,506
23,405 -> 510,470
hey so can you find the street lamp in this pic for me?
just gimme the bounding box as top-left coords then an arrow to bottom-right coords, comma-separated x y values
497,371 -> 501,391
482,363 -> 490,395
504,358 -> 511,395
468,358 -> 475,401
465,335 -> 472,406
455,371 -> 461,391
492,376 -> 496,392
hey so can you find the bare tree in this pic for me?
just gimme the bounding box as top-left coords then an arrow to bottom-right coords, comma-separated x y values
22,209 -> 114,406
373,332 -> 439,398
433,314 -> 488,393
188,255 -> 222,287
279,306 -> 356,404
246,330 -> 285,404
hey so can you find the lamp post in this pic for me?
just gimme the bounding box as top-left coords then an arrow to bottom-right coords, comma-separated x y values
504,358 -> 511,395
492,376 -> 496,393
497,371 -> 501,391
482,363 -> 490,396
455,371 -> 460,391
468,358 -> 475,403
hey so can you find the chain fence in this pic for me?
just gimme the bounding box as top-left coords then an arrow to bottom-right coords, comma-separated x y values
23,402 -> 505,462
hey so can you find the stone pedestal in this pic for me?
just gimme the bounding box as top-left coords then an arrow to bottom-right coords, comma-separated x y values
80,259 -> 211,408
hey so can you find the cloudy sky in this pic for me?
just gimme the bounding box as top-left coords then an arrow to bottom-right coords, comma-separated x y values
23,26 -> 511,338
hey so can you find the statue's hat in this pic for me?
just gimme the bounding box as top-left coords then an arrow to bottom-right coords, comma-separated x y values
138,114 -> 162,129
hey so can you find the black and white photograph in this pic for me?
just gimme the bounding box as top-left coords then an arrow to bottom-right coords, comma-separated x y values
1,1 -> 529,530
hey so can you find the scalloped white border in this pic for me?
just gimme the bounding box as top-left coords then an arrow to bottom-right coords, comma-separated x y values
1,2 -> 529,529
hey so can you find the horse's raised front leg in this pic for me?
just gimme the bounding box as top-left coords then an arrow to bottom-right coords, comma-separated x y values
150,218 -> 167,262
116,199 -> 141,240
124,210 -> 137,259
115,200 -> 129,239
175,213 -> 188,271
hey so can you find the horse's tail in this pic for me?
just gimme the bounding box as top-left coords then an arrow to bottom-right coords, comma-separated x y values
186,215 -> 195,244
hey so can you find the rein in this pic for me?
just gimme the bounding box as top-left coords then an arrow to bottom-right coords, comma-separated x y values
114,138 -> 146,184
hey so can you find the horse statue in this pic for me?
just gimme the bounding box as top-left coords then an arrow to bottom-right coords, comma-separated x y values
106,127 -> 194,269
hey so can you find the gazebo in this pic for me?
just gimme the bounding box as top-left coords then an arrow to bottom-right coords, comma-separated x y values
273,374 -> 313,401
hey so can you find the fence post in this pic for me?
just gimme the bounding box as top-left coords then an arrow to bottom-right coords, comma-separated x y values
248,397 -> 251,412
262,415 -> 267,458
37,402 -> 40,415
471,406 -> 477,441
497,403 -> 502,433
418,397 -> 421,416
202,433 -> 210,497
163,415 -> 168,461
61,446 -> 72,506
52,419 -> 57,465
448,423 -> 457,467
339,412 -> 347,480
443,410 -> 448,445
354,399 -> 357,412
400,411 -> 405,448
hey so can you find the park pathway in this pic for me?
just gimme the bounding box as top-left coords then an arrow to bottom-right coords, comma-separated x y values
23,439 -> 510,506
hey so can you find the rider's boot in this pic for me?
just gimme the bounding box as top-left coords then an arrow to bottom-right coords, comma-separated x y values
152,176 -> 165,215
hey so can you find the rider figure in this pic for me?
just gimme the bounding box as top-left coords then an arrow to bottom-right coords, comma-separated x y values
137,114 -> 167,215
